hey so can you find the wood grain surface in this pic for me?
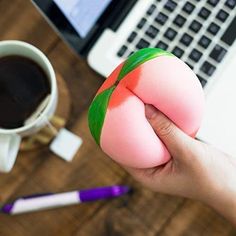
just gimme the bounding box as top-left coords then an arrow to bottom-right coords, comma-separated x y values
0,1 -> 235,235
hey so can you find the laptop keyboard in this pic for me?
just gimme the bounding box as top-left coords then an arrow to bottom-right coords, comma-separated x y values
116,0 -> 236,87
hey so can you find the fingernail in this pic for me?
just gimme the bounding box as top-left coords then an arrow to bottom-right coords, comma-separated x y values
145,104 -> 157,119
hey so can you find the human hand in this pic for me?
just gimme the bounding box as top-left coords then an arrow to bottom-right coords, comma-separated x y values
123,105 -> 236,225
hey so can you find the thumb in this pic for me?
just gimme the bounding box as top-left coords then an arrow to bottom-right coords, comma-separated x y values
145,104 -> 192,158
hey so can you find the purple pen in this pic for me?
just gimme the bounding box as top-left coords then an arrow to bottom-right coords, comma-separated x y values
1,185 -> 130,215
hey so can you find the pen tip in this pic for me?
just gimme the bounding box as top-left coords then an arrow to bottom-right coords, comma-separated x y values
113,186 -> 130,196
1,204 -> 13,214
122,186 -> 130,194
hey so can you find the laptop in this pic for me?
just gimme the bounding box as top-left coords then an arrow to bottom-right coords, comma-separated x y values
32,0 -> 236,157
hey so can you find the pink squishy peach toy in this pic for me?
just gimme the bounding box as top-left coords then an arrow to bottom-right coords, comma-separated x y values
88,48 -> 205,168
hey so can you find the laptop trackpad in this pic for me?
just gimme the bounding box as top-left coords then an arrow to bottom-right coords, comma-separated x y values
197,59 -> 236,157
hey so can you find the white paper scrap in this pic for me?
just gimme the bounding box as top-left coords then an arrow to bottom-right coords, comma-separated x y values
50,128 -> 82,162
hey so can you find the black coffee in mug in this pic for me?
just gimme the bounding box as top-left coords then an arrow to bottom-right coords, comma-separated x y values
0,56 -> 51,129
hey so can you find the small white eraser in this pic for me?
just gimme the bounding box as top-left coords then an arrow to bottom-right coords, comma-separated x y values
49,128 -> 83,162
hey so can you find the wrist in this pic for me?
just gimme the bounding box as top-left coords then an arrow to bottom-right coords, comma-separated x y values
205,186 -> 236,225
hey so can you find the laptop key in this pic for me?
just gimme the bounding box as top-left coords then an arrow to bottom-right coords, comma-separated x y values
201,61 -> 216,76
180,33 -> 193,46
185,62 -> 194,70
189,49 -> 203,62
189,20 -> 202,33
137,18 -> 147,29
147,4 -> 156,15
216,9 -> 229,23
221,15 -> 236,46
127,32 -> 137,43
198,7 -> 211,20
164,28 -> 177,40
172,47 -> 184,58
210,44 -> 227,62
155,12 -> 168,25
197,75 -> 207,87
173,15 -> 186,27
207,0 -> 219,6
156,41 -> 168,50
136,38 -> 150,49
129,51 -> 134,56
207,22 -> 220,35
182,2 -> 195,14
145,25 -> 159,38
225,0 -> 236,9
164,0 -> 177,12
198,35 -> 211,48
117,45 -> 128,57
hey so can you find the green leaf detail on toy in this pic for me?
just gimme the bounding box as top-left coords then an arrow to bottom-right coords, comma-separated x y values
88,48 -> 173,145
88,86 -> 115,145
117,48 -> 173,82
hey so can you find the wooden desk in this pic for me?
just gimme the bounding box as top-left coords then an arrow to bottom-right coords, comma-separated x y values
0,1 -> 235,235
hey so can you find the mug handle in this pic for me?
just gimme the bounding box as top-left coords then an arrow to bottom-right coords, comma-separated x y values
0,134 -> 21,173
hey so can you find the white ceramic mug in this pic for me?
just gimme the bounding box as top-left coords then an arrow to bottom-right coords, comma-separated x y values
0,40 -> 58,173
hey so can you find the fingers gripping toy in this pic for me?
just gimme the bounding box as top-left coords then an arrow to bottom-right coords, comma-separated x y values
88,48 -> 204,168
